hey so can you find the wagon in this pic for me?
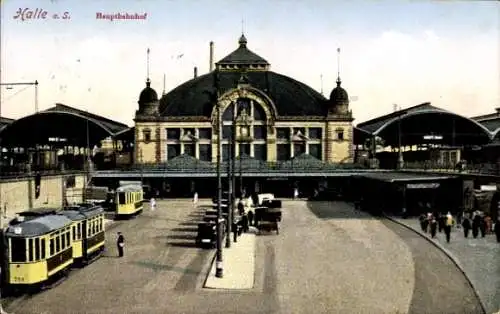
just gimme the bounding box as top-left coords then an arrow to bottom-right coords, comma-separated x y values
254,206 -> 281,234
196,222 -> 217,248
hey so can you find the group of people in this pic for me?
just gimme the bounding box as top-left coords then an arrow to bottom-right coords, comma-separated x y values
418,210 -> 500,243
419,211 -> 455,242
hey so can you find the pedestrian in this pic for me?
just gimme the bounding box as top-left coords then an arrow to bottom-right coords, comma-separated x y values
150,197 -> 156,211
472,213 -> 481,238
422,214 -> 429,233
247,210 -> 254,227
444,212 -> 454,243
479,215 -> 487,238
494,219 -> 500,243
462,214 -> 471,238
193,192 -> 198,206
117,232 -> 125,257
419,213 -> 427,231
430,215 -> 438,238
438,213 -> 445,233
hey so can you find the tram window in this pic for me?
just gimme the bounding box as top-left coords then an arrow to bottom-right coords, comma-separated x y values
93,222 -> 96,234
66,232 -> 70,245
61,235 -> 66,249
77,223 -> 82,239
118,192 -> 126,204
56,237 -> 60,252
10,238 -> 27,262
28,238 -> 34,261
72,226 -> 76,240
35,238 -> 40,260
50,239 -> 55,255
41,239 -> 46,259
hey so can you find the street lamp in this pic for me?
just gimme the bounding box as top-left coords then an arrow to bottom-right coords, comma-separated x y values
214,69 -> 224,278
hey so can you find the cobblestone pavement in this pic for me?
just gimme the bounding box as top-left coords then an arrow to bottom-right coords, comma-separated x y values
4,199 -> 278,314
388,216 -> 499,314
3,200 -> 486,314
275,201 -> 415,314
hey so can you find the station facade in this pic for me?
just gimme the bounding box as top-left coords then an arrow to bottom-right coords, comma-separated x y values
134,34 -> 354,165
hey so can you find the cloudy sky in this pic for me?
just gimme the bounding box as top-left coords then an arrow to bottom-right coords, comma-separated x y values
1,0 -> 498,125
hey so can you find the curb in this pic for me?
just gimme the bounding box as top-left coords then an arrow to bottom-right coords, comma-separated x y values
383,214 -> 488,314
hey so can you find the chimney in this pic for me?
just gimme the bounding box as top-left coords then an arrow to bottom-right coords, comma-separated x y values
194,66 -> 198,78
209,41 -> 214,72
495,107 -> 500,115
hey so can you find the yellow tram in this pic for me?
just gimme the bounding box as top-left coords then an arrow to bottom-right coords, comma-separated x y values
1,214 -> 74,289
59,204 -> 105,265
115,184 -> 144,217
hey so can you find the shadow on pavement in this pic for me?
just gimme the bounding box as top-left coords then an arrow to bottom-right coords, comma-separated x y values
306,200 -> 378,220
167,234 -> 197,240
168,241 -> 199,248
171,227 -> 198,232
178,222 -> 200,226
132,260 -> 201,275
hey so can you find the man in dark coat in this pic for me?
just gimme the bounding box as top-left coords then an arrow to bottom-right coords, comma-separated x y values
117,232 -> 125,257
462,215 -> 471,238
472,213 -> 481,238
429,215 -> 438,238
494,220 -> 500,243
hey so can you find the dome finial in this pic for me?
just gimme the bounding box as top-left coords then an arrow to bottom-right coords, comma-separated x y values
146,48 -> 151,86
239,20 -> 247,48
336,47 -> 341,87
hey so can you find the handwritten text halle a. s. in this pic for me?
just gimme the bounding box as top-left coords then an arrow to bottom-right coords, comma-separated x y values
13,8 -> 70,21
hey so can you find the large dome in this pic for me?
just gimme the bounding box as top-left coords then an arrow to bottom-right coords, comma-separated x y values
159,71 -> 328,117
329,79 -> 349,106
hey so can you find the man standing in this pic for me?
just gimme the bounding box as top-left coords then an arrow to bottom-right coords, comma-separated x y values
150,197 -> 156,211
444,212 -> 454,243
117,232 -> 125,257
494,219 -> 500,243
462,214 -> 471,238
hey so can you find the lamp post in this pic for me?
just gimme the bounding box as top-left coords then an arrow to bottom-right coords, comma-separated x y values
214,70 -> 224,278
225,111 -> 233,248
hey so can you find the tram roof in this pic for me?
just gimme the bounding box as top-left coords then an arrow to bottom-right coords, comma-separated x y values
5,214 -> 72,237
59,204 -> 104,221
116,185 -> 142,192
358,172 -> 457,183
17,207 -> 60,217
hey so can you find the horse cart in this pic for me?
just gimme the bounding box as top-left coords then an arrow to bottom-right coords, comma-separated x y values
254,206 -> 282,234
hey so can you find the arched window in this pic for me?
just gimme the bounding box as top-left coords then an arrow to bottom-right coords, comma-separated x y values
253,102 -> 266,121
222,103 -> 234,121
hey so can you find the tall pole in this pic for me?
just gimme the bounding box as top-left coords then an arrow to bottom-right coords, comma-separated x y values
226,117 -> 232,248
231,111 -> 237,241
215,69 -> 223,278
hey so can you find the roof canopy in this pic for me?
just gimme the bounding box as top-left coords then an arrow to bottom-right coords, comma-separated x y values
0,104 -> 129,147
357,103 -> 492,146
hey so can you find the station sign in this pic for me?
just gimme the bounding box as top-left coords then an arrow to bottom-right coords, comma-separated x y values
406,183 -> 440,189
480,185 -> 497,191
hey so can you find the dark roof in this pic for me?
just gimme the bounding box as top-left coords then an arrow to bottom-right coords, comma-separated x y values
5,215 -> 72,237
59,205 -> 103,221
45,103 -> 129,134
359,172 -> 457,183
477,118 -> 500,133
357,102 -> 444,133
0,117 -> 14,130
159,71 -> 327,117
139,80 -> 159,104
216,34 -> 269,66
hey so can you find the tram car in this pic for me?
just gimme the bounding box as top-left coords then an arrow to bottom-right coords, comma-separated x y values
0,213 -> 74,292
115,183 -> 144,217
58,204 -> 105,265
0,204 -> 107,293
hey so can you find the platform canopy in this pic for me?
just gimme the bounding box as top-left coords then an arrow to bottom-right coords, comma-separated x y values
356,103 -> 492,147
0,103 -> 129,147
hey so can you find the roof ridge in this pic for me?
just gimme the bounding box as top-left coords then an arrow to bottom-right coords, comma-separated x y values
51,103 -> 129,128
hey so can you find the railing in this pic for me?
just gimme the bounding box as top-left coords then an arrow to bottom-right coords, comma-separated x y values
0,164 -> 86,179
402,161 -> 500,176
99,161 -> 370,173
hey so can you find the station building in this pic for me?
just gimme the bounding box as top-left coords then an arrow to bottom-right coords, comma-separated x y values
134,34 -> 355,165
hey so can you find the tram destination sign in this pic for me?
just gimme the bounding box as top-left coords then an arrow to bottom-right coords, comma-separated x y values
406,183 -> 440,189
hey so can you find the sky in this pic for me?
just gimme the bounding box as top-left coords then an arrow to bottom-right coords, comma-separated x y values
0,0 -> 499,126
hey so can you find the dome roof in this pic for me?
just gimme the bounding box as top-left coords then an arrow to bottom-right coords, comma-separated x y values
329,78 -> 349,108
139,80 -> 158,104
159,70 -> 328,117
